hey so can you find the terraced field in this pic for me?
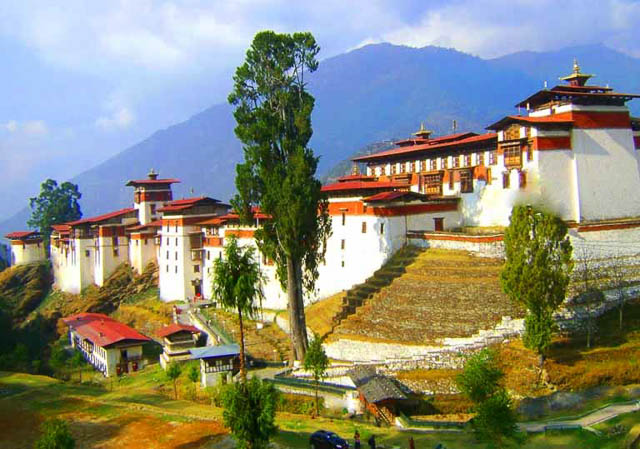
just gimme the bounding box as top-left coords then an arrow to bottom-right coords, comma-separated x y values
332,248 -> 525,344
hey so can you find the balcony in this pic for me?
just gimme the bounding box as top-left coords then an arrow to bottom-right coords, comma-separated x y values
191,249 -> 203,261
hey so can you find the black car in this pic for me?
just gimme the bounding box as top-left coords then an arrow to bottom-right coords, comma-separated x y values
310,430 -> 350,449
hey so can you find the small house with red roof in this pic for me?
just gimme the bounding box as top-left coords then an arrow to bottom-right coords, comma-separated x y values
157,323 -> 201,368
4,231 -> 45,266
63,313 -> 151,377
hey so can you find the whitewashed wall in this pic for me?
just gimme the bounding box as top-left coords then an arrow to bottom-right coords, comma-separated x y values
9,241 -> 46,266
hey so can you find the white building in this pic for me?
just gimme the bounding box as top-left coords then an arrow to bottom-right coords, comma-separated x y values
16,62 -> 640,309
63,312 -> 151,377
157,197 -> 230,301
354,61 -> 640,228
5,231 -> 46,266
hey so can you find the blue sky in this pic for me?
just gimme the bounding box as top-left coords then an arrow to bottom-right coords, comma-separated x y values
1,0 -> 640,218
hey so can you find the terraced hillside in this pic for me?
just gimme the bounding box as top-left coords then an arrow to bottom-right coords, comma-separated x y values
331,248 -> 525,344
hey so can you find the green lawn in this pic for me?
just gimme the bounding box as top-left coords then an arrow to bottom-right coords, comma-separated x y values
1,369 -> 639,449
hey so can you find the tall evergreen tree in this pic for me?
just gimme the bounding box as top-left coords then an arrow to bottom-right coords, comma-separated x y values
229,31 -> 331,360
28,179 -> 82,249
212,236 -> 264,382
500,205 -> 573,372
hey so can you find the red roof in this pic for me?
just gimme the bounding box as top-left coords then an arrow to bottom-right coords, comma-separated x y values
199,206 -> 270,224
336,174 -> 376,182
62,313 -> 150,347
127,219 -> 163,232
486,115 -> 574,130
353,133 -> 497,162
126,178 -> 180,186
51,224 -> 71,233
5,231 -> 40,240
364,191 -> 418,202
66,208 -> 136,226
516,85 -> 640,108
156,323 -> 201,338
157,196 -> 221,212
321,181 -> 409,193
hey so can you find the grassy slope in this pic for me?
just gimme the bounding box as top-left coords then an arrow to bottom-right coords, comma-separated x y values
1,369 -> 637,449
27,262 -> 172,338
0,262 -> 51,322
395,297 -> 640,421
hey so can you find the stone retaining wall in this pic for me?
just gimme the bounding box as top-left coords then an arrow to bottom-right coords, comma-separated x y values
408,232 -> 505,258
323,284 -> 640,369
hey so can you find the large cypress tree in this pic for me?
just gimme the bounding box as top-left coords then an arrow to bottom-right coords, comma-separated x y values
229,31 -> 331,360
500,205 -> 573,373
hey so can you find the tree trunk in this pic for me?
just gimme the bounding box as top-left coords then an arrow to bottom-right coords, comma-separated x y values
619,305 -> 623,331
173,380 -> 178,400
287,256 -> 308,361
536,353 -> 545,386
315,377 -> 319,417
238,308 -> 247,383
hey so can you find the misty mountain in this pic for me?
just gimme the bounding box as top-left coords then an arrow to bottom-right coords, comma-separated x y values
2,43 -> 640,237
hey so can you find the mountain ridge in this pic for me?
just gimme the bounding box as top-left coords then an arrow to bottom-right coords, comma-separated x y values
2,43 -> 639,238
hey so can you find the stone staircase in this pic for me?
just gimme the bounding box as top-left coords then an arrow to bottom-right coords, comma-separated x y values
330,245 -> 423,329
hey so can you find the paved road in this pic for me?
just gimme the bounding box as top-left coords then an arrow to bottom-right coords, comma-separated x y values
519,401 -> 640,433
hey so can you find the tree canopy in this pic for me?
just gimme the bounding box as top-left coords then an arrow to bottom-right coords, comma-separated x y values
222,377 -> 279,449
456,349 -> 517,447
500,205 -> 573,361
229,30 -> 331,360
212,236 -> 263,382
28,179 -> 82,245
303,334 -> 329,416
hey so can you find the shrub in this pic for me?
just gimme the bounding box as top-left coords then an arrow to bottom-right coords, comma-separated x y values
34,418 -> 75,449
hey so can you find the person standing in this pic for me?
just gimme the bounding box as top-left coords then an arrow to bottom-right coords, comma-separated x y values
354,430 -> 361,449
368,434 -> 376,449
408,436 -> 415,449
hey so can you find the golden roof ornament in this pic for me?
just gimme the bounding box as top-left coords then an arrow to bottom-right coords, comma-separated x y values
412,122 -> 433,139
559,58 -> 594,86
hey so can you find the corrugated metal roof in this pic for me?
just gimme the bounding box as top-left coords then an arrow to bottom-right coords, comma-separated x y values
190,344 -> 240,360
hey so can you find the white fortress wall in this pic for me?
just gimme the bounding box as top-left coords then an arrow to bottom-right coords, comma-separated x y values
572,127 -> 640,221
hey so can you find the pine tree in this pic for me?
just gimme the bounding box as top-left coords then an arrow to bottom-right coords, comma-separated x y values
229,31 -> 332,361
500,205 -> 573,373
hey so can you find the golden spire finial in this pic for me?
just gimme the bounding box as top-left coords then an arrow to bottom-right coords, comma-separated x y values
573,58 -> 580,74
412,122 -> 432,138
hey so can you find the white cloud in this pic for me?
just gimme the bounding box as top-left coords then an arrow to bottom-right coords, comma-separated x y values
3,120 -> 17,132
22,120 -> 48,135
1,120 -> 47,135
96,106 -> 135,131
376,0 -> 640,58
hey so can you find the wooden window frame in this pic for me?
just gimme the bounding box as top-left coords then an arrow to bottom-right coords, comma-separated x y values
489,151 -> 497,165
423,173 -> 443,195
460,170 -> 473,193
